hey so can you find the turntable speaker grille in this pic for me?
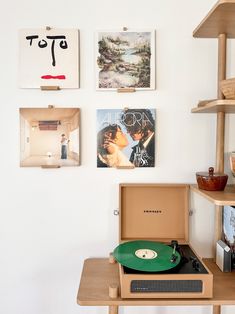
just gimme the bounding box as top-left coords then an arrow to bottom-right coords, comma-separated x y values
131,280 -> 203,293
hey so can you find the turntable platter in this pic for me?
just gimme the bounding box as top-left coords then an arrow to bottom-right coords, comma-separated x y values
113,240 -> 181,272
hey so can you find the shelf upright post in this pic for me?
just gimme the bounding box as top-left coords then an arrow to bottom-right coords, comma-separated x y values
109,305 -> 118,314
216,33 -> 227,173
213,305 -> 221,314
214,34 -> 227,255
213,33 -> 227,314
214,33 -> 227,253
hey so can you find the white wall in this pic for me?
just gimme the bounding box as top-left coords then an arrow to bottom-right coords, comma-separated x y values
1,1 -> 235,314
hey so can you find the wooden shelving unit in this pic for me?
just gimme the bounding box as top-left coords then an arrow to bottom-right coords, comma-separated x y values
191,2 -> 235,313
193,0 -> 235,38
191,185 -> 235,205
192,100 -> 235,113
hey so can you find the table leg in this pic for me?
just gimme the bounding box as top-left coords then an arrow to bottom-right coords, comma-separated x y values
213,305 -> 221,314
109,305 -> 118,314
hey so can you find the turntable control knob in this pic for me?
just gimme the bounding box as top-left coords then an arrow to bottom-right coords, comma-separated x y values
190,257 -> 200,272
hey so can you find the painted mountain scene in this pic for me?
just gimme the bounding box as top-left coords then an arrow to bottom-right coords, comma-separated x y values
96,31 -> 155,90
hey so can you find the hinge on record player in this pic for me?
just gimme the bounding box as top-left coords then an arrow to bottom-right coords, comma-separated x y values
113,209 -> 119,216
189,210 -> 193,216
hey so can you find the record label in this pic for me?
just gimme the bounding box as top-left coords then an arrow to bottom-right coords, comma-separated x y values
113,240 -> 181,272
135,249 -> 157,259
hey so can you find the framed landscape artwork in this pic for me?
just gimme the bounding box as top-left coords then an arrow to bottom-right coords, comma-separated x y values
19,28 -> 79,88
20,108 -> 80,167
96,30 -> 155,90
97,108 -> 156,168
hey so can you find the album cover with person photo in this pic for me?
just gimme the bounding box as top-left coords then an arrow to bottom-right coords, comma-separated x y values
97,108 -> 156,168
20,108 -> 80,167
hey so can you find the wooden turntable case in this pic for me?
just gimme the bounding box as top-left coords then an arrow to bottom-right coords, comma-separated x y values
118,183 -> 213,298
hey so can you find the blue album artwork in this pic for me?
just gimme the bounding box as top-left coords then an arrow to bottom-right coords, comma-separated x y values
223,205 -> 235,246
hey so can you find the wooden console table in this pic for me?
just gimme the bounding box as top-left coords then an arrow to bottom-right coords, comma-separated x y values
77,258 -> 235,314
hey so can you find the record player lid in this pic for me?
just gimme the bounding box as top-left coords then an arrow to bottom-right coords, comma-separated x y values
119,184 -> 189,244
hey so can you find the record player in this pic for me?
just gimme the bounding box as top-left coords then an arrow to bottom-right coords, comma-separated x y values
114,184 -> 213,298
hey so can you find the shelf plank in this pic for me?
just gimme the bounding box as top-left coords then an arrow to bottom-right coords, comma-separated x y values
193,0 -> 235,38
191,99 -> 235,113
77,258 -> 235,306
191,184 -> 235,205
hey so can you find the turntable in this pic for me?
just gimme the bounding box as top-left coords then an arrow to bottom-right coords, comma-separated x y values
114,184 -> 213,298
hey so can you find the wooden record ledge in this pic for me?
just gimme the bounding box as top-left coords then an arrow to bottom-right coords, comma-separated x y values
77,258 -> 235,313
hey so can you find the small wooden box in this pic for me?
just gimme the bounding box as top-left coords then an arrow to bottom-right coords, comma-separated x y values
118,183 -> 213,298
220,78 -> 235,100
230,152 -> 235,176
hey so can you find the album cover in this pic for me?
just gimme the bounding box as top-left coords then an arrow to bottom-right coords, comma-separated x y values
223,205 -> 235,251
96,30 -> 155,90
20,108 -> 80,167
97,108 -> 156,168
19,28 -> 79,88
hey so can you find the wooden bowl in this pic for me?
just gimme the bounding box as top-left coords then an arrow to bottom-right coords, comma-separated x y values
196,167 -> 228,191
220,78 -> 235,99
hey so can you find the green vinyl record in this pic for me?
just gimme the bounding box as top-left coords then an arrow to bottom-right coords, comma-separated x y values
113,240 -> 181,272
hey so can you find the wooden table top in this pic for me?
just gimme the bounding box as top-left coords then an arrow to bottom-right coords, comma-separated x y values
77,258 -> 235,306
